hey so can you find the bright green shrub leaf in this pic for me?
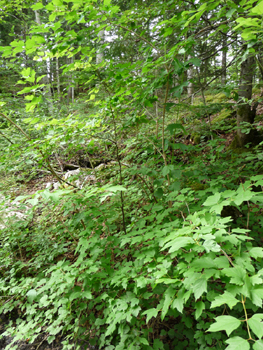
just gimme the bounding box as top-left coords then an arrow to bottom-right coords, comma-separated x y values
163,27 -> 173,37
31,2 -> 44,10
210,202 -> 224,214
223,266 -> 246,285
47,335 -> 55,344
161,286 -> 176,320
82,291 -> 93,299
250,248 -> 263,259
250,1 -> 263,15
105,322 -> 116,337
142,308 -> 159,324
193,278 -> 207,299
106,185 -> 127,192
226,8 -> 236,18
195,301 -> 205,320
39,295 -> 49,307
138,337 -> 149,345
253,340 -> 263,350
234,189 -> 253,206
211,291 -> 239,309
26,289 -> 37,304
172,288 -> 185,313
251,275 -> 263,285
226,337 -> 250,350
248,314 -> 263,339
203,193 -> 221,206
203,239 -> 221,253
251,288 -> 263,307
156,278 -> 179,284
207,316 -> 241,336
162,237 -> 194,253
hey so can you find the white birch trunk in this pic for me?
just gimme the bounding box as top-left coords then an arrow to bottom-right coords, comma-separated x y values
96,28 -> 104,65
67,57 -> 74,104
56,57 -> 62,102
34,8 -> 53,114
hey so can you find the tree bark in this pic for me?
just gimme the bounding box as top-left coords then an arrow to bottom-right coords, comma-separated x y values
187,55 -> 194,104
221,36 -> 227,86
34,7 -> 53,114
236,53 -> 261,147
56,57 -> 62,102
96,27 -> 104,65
67,56 -> 74,104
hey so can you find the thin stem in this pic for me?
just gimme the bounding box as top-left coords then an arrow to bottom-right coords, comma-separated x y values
0,129 -> 13,144
0,112 -> 78,188
241,295 -> 253,341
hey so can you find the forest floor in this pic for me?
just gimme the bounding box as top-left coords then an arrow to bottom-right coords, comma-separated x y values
0,314 -> 99,350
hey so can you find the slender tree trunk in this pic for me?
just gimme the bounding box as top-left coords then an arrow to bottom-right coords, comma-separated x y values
221,36 -> 227,86
96,28 -> 104,65
187,55 -> 194,103
236,52 -> 260,146
56,57 -> 62,102
34,8 -> 53,114
67,57 -> 74,104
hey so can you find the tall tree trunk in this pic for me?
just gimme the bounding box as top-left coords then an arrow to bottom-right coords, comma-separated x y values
187,55 -> 194,104
67,57 -> 74,104
96,28 -> 104,65
221,36 -> 227,86
56,57 -> 62,102
236,53 -> 260,147
34,8 -> 53,114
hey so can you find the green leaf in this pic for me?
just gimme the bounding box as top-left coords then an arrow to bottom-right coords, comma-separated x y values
248,314 -> 263,339
153,339 -> 165,350
53,0 -> 63,5
207,316 -> 241,336
203,193 -> 221,206
172,288 -> 185,313
193,278 -> 207,299
161,286 -> 176,320
139,337 -> 149,345
234,189 -> 253,206
31,2 -> 44,10
27,289 -> 37,304
155,188 -> 164,199
223,266 -> 246,285
166,123 -> 187,135
253,340 -> 263,350
162,237 -> 194,253
211,291 -> 239,309
226,8 -> 236,18
47,336 -> 55,344
225,337 -> 250,350
251,288 -> 263,307
142,308 -> 159,324
163,27 -> 173,37
250,248 -> 263,259
203,239 -> 221,253
250,1 -> 263,15
195,301 -> 205,320
106,185 -> 127,192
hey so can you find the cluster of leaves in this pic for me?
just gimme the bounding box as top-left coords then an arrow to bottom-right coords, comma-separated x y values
1,145 -> 263,350
1,0 -> 263,349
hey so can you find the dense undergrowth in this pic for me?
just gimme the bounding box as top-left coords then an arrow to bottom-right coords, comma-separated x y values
1,91 -> 263,350
1,0 -> 263,347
